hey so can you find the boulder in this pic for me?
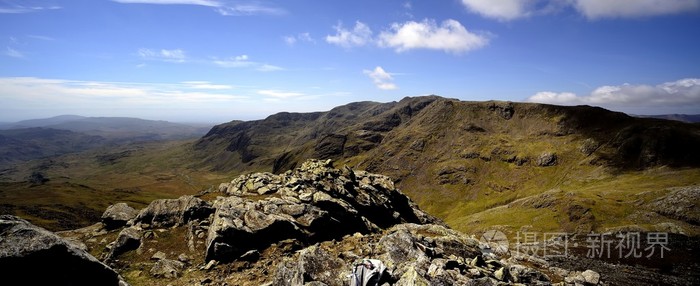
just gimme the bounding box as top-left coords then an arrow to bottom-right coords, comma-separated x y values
101,203 -> 138,230
134,195 -> 214,228
107,227 -> 141,260
0,215 -> 129,286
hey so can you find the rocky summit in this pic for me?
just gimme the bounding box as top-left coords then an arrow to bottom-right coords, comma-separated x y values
2,159 -> 619,285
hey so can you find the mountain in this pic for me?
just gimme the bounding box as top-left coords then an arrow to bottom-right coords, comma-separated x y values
0,115 -> 87,129
0,127 -> 106,164
635,114 -> 700,123
193,96 -> 700,235
0,116 -> 212,165
1,115 -> 211,141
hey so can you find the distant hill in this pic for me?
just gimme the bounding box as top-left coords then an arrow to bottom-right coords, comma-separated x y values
0,127 -> 105,164
1,115 -> 211,141
634,114 -> 700,123
0,116 -> 212,165
3,115 -> 87,128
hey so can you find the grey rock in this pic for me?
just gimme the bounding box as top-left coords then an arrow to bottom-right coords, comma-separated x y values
134,195 -> 214,228
271,223 -> 551,286
537,152 -> 558,167
648,185 -> 700,225
108,227 -> 142,260
0,215 -> 129,286
150,258 -> 185,278
205,160 -> 442,262
102,203 -> 138,230
581,269 -> 600,285
151,251 -> 167,260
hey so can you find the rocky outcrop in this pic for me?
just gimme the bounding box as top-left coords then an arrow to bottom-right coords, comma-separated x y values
134,195 -> 214,228
206,159 -> 440,262
101,203 -> 138,230
0,215 -> 128,286
273,223 -> 555,286
649,185 -> 700,225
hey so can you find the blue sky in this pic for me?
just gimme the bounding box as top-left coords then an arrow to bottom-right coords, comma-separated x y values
1,0 -> 699,123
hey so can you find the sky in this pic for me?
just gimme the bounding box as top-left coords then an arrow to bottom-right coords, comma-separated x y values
1,0 -> 699,123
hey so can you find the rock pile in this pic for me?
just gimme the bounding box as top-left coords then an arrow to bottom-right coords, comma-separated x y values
207,159 -> 439,262
273,223 -> 558,286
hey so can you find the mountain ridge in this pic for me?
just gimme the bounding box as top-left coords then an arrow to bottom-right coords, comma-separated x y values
192,95 -> 700,235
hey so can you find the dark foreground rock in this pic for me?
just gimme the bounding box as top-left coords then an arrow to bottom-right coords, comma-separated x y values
0,215 -> 128,286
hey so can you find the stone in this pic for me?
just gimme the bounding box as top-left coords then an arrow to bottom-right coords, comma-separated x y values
108,227 -> 142,260
101,203 -> 138,230
0,215 -> 129,286
536,152 -> 558,167
134,195 -> 214,228
150,258 -> 184,278
581,269 -> 600,285
151,251 -> 167,261
202,260 -> 218,271
494,267 -> 507,281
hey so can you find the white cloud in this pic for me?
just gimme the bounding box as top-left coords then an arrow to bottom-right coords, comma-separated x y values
138,48 -> 186,62
363,66 -> 398,90
460,0 -> 533,21
257,89 -> 305,98
0,77 -> 247,113
377,19 -> 488,54
326,21 -> 373,48
284,32 -> 315,46
113,0 -> 219,6
112,0 -> 285,16
572,0 -> 700,19
5,47 -> 24,58
212,56 -> 254,68
212,54 -> 282,71
460,0 -> 700,21
257,64 -> 284,72
181,81 -> 233,90
0,4 -> 61,14
528,78 -> 700,109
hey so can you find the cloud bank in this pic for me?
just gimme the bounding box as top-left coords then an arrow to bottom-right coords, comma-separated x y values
528,78 -> 700,111
112,0 -> 285,16
326,19 -> 488,54
461,0 -> 700,20
378,19 -> 488,54
326,21 -> 373,48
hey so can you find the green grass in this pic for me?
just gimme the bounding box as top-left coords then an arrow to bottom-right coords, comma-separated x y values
0,139 -> 234,231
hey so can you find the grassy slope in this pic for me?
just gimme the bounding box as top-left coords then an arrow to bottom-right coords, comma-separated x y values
0,140 -> 231,231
